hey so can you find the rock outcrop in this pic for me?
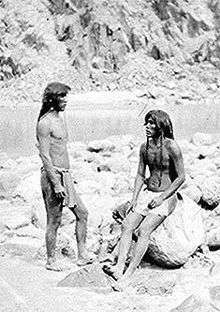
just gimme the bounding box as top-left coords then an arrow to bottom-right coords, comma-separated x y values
0,0 -> 220,106
148,194 -> 205,268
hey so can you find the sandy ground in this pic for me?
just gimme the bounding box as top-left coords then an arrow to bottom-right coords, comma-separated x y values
0,246 -> 220,312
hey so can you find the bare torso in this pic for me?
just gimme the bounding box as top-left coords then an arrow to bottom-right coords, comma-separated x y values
37,112 -> 70,169
141,138 -> 177,192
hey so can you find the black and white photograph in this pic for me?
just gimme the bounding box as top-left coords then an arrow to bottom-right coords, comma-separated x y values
0,0 -> 220,311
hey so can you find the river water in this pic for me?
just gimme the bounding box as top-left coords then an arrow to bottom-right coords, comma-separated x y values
0,97 -> 219,158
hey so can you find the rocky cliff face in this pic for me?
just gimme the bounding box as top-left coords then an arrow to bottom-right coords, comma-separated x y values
0,0 -> 220,105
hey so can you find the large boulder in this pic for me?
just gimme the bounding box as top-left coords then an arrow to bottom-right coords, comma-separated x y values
148,193 -> 205,268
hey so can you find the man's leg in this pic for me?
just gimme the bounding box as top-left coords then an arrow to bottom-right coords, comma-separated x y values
69,193 -> 93,264
45,206 -> 62,268
41,174 -> 64,271
122,213 -> 165,280
103,212 -> 143,280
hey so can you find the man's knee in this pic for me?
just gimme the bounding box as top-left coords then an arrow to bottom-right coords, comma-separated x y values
47,214 -> 62,229
137,224 -> 151,238
122,219 -> 135,233
73,204 -> 88,222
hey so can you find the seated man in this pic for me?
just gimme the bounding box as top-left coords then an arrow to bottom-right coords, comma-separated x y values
103,109 -> 185,289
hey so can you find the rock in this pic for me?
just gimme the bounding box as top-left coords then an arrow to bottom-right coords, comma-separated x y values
104,154 -> 131,173
197,145 -> 219,159
180,184 -> 202,204
0,153 -> 10,168
180,175 -> 202,203
95,171 -> 116,191
0,171 -> 21,198
131,270 -> 176,296
30,199 -> 47,229
15,156 -> 40,175
97,165 -> 111,172
148,194 -> 205,268
71,161 -> 95,179
178,139 -> 197,154
81,193 -> 115,229
0,158 -> 17,170
14,171 -> 41,202
204,209 -> 220,248
187,159 -> 217,179
57,263 -> 112,292
76,179 -> 102,195
87,139 -> 115,153
170,295 -> 214,312
209,286 -> 220,311
11,224 -> 44,240
35,230 -> 76,261
0,242 -> 39,259
191,132 -> 214,146
111,173 -> 132,194
198,177 -> 220,208
0,201 -> 31,230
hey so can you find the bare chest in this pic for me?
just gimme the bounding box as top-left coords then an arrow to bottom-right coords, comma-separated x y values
50,118 -> 68,142
145,145 -> 170,169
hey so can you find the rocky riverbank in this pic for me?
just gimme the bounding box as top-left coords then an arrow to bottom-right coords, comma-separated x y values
0,132 -> 220,311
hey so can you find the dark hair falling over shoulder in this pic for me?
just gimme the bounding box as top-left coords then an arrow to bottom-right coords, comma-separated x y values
37,82 -> 71,121
144,110 -> 174,187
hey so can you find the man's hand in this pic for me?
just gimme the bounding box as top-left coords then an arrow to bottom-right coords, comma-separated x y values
148,196 -> 163,209
54,185 -> 66,200
127,199 -> 137,214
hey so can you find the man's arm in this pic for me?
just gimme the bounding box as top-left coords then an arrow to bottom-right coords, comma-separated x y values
130,143 -> 147,207
36,118 -> 64,195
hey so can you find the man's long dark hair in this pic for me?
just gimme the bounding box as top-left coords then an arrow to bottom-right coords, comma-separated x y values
38,82 -> 71,121
144,110 -> 174,140
144,110 -> 174,186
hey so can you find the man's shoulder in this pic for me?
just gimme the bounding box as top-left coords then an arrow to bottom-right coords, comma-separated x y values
37,115 -> 52,135
140,142 -> 147,153
164,138 -> 181,154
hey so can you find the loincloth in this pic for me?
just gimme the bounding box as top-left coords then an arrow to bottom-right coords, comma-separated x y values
135,189 -> 178,217
41,167 -> 77,208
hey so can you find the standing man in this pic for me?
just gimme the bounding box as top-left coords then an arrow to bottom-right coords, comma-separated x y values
36,82 -> 94,271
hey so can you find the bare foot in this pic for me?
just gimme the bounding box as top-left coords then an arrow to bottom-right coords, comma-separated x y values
77,251 -> 96,267
45,261 -> 70,272
102,264 -> 122,281
112,277 -> 131,292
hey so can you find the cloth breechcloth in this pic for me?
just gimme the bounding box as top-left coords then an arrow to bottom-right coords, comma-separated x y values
41,166 -> 76,208
134,189 -> 178,217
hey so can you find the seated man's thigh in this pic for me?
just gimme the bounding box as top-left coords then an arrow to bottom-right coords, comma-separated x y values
122,211 -> 143,231
138,212 -> 165,236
